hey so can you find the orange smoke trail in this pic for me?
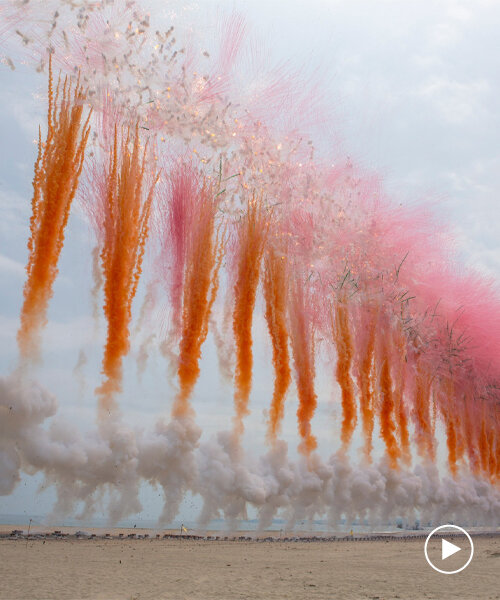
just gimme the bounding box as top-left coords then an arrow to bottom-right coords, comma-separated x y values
478,407 -> 489,476
451,390 -> 466,468
431,390 -> 438,440
442,378 -> 458,476
497,416 -> 500,481
332,301 -> 356,451
393,326 -> 410,465
200,234 -> 225,348
263,247 -> 291,441
477,408 -> 497,482
487,421 -> 497,481
289,276 -> 317,454
232,199 -> 268,434
17,55 -> 91,360
378,339 -> 400,468
497,430 -> 500,481
446,417 -> 458,476
356,306 -> 377,460
173,185 -> 223,418
413,360 -> 436,461
96,124 -> 158,413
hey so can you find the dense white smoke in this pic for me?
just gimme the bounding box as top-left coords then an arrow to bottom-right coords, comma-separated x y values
0,373 -> 57,495
139,416 -> 201,525
1,373 -> 499,528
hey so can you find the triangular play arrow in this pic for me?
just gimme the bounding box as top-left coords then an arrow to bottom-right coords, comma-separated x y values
442,538 -> 461,560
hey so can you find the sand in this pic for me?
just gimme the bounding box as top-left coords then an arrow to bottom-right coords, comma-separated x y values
1,531 -> 499,599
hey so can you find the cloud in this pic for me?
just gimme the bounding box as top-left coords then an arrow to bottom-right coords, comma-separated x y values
0,188 -> 30,237
417,77 -> 490,124
0,76 -> 44,141
0,315 -> 101,358
0,254 -> 25,278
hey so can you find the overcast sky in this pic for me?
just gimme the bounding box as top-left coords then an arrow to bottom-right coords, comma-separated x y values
1,0 -> 499,522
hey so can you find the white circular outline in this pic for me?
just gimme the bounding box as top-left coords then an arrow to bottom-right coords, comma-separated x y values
424,524 -> 474,574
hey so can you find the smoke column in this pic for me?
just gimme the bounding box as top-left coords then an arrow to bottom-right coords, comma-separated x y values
171,171 -> 223,417
392,325 -> 411,465
377,335 -> 400,469
17,54 -> 91,361
355,304 -> 377,460
231,200 -> 268,434
160,162 -> 199,344
93,123 -> 158,413
289,274 -> 318,455
333,300 -> 357,451
263,245 -> 291,441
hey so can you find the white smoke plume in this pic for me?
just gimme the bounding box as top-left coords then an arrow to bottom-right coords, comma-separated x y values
1,373 -> 499,528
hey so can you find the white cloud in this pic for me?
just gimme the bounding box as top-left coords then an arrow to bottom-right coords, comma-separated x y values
417,77 -> 490,124
0,188 -> 30,236
0,254 -> 24,278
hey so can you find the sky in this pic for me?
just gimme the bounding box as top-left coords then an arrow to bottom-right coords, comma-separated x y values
0,0 -> 499,523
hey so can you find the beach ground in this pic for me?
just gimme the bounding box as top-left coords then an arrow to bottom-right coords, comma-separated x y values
1,532 -> 499,599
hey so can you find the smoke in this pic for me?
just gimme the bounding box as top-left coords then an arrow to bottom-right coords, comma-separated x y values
0,373 -> 142,522
1,0 -> 499,529
289,274 -> 318,455
16,55 -> 91,362
263,247 -> 291,441
134,281 -> 158,380
2,373 -> 499,528
90,245 -> 103,332
91,124 -> 158,412
333,301 -> 357,451
136,333 -> 156,381
210,298 -> 235,384
231,201 -> 268,434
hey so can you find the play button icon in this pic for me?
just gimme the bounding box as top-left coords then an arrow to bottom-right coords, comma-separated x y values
442,538 -> 461,560
424,524 -> 474,574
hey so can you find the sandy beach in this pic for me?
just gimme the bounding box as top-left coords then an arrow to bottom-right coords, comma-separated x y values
1,528 -> 499,600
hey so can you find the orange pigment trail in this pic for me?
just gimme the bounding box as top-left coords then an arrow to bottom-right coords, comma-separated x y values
453,396 -> 466,466
232,200 -> 268,433
96,124 -> 158,414
356,307 -> 377,460
289,276 -> 317,455
173,184 -> 223,418
487,420 -> 497,481
413,360 -> 436,461
17,55 -> 91,360
393,327 -> 411,465
378,339 -> 400,468
478,407 -> 489,476
333,301 -> 356,450
442,378 -> 458,476
263,247 -> 291,441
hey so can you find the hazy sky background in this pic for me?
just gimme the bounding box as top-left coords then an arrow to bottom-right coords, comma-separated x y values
0,0 -> 499,523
